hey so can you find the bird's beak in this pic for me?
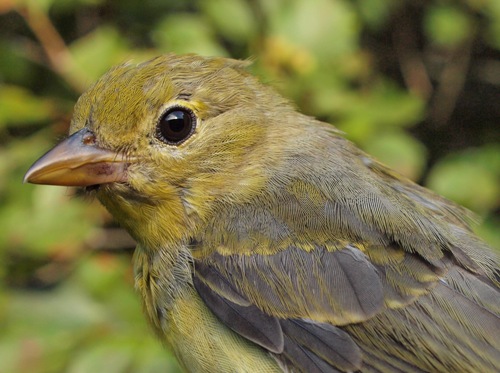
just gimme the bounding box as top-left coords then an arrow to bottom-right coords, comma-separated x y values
24,128 -> 132,187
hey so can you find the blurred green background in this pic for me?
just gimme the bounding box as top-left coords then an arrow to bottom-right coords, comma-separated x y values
1,0 -> 499,372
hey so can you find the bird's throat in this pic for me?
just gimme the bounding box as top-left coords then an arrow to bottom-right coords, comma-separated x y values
97,184 -> 193,251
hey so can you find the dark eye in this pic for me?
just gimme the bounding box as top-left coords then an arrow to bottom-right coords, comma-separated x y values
156,106 -> 196,145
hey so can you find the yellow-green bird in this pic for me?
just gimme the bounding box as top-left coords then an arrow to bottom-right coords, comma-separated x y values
25,54 -> 500,373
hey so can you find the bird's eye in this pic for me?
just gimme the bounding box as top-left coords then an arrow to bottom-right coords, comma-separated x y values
156,106 -> 196,145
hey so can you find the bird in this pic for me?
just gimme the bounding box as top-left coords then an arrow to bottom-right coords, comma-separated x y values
25,54 -> 500,373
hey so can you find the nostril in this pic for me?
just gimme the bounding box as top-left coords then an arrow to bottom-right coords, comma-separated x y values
82,131 -> 96,145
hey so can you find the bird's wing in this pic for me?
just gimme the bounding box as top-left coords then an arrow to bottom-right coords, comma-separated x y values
193,241 -> 500,372
193,243 -> 372,372
190,154 -> 500,372
194,241 -> 442,325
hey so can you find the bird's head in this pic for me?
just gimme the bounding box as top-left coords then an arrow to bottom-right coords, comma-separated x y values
24,54 -> 305,247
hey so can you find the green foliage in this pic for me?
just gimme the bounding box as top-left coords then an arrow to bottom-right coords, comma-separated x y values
0,0 -> 498,372
424,5 -> 473,47
426,145 -> 500,214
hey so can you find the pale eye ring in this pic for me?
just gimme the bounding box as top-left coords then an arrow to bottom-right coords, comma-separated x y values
156,106 -> 196,145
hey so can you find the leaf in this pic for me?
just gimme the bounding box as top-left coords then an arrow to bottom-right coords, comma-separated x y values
202,0 -> 257,43
364,130 -> 427,181
69,26 -> 131,84
426,155 -> 500,214
424,5 -> 473,47
152,14 -> 227,56
0,85 -> 55,127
